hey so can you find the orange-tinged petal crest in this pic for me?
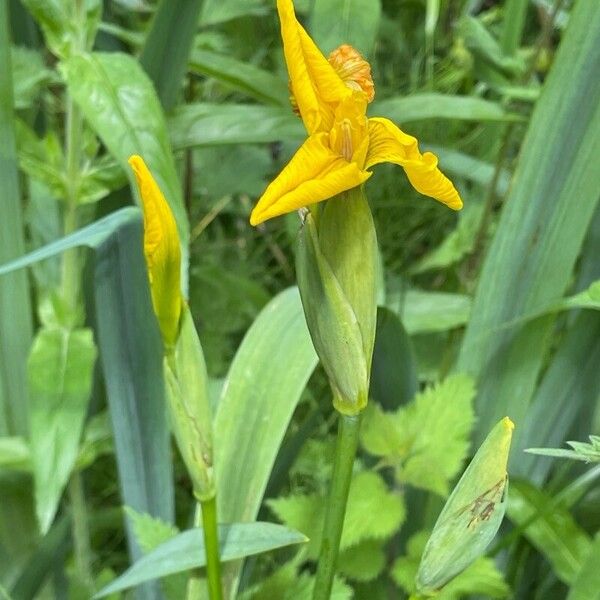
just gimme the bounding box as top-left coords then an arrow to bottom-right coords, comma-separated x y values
366,118 -> 463,210
277,0 -> 350,134
129,155 -> 183,346
328,44 -> 375,102
250,133 -> 371,225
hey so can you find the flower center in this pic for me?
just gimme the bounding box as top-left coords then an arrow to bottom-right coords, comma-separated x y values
328,44 -> 375,103
339,118 -> 354,161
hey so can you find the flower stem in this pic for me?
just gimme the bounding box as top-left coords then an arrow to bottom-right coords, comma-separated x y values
68,473 -> 93,585
313,413 -> 361,600
201,495 -> 223,600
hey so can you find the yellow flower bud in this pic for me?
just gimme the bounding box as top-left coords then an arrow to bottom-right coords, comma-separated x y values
128,155 -> 182,348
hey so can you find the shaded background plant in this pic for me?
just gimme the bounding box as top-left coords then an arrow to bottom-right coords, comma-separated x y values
0,0 -> 599,599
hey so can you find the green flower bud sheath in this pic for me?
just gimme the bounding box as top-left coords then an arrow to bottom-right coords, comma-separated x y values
296,186 -> 377,599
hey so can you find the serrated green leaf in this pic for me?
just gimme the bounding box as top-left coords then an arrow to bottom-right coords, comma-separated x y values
268,470 -> 405,558
338,539 -> 386,582
361,374 -> 475,495
27,326 -> 96,533
94,523 -> 307,598
11,46 -> 52,109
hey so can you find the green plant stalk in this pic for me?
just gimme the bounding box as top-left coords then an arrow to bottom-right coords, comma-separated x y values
200,495 -> 223,600
68,474 -> 93,585
313,413 -> 361,600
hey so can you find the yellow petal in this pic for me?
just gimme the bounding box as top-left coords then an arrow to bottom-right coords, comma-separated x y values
366,117 -> 463,210
250,133 -> 371,225
277,0 -> 350,134
128,155 -> 182,346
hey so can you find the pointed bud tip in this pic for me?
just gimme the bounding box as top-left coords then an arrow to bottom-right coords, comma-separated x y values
502,416 -> 515,432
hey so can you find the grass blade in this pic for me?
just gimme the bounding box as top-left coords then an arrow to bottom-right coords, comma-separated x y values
457,0 -> 600,443
139,0 -> 202,111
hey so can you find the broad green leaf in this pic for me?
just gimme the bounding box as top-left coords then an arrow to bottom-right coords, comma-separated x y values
27,326 -> 96,533
374,94 -> 522,125
507,480 -> 592,584
60,52 -> 189,266
214,287 -> 317,597
568,532 -> 600,600
457,0 -> 600,443
268,471 -> 405,559
310,0 -> 381,57
215,287 -> 318,524
169,103 -> 304,150
190,50 -> 289,106
139,0 -> 202,111
92,209 -> 174,596
361,374 -> 475,496
94,523 -> 307,598
369,306 -> 418,411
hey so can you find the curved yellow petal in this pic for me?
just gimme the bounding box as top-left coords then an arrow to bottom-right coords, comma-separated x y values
250,133 -> 371,225
277,0 -> 350,134
366,117 -> 463,210
129,155 -> 182,346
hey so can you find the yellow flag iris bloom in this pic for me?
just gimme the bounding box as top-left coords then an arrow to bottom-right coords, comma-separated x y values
129,155 -> 182,347
250,0 -> 462,226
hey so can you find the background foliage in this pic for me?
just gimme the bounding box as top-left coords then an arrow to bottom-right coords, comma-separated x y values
0,0 -> 599,599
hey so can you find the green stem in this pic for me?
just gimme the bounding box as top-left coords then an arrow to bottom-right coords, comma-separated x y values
313,413 -> 361,600
68,473 -> 93,585
201,495 -> 223,600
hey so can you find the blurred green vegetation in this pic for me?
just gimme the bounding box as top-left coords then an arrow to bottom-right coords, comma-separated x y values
0,0 -> 599,599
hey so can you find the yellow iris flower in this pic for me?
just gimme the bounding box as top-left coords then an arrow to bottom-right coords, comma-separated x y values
250,0 -> 462,226
129,155 -> 182,347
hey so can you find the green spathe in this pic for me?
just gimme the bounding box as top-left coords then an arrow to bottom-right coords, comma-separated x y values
164,305 -> 214,500
296,187 -> 377,415
416,417 -> 514,594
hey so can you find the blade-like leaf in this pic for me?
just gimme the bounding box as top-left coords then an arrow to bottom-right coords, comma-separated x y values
28,326 -> 96,533
92,210 -> 174,593
189,50 -> 289,106
374,94 -> 523,125
457,0 -> 600,443
94,523 -> 307,598
139,0 -> 202,111
215,287 -> 317,523
568,533 -> 600,600
507,481 -> 592,585
169,103 -> 304,150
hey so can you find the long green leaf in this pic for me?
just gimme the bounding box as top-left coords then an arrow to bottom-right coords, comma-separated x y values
94,522 -> 307,598
92,210 -> 174,598
508,481 -> 592,585
169,103 -> 304,150
457,0 -> 600,443
310,0 -> 381,56
60,52 -> 189,271
568,532 -> 600,600
214,287 -> 317,597
374,93 -> 522,125
0,0 -> 36,581
189,50 -> 289,106
0,0 -> 33,437
28,327 -> 96,533
215,287 -> 317,522
139,0 -> 202,111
